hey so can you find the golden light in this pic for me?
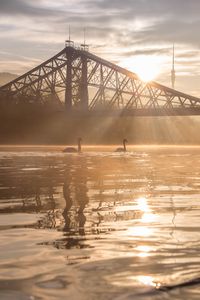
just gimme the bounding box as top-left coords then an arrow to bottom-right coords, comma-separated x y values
136,245 -> 152,252
127,226 -> 152,237
121,55 -> 161,82
136,245 -> 152,258
137,275 -> 160,288
141,212 -> 156,223
136,197 -> 150,212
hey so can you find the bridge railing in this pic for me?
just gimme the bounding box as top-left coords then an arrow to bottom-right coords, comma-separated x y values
65,40 -> 89,52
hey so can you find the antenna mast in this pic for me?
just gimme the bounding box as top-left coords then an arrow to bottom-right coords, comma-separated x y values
171,44 -> 176,89
69,24 -> 71,41
81,28 -> 89,51
65,25 -> 74,47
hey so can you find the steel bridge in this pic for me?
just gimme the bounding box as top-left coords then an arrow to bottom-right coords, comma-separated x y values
1,43 -> 200,116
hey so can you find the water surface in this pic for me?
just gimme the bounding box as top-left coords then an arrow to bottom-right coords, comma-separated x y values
0,145 -> 200,300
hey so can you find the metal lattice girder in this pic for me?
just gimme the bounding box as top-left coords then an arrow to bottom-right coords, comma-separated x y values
1,45 -> 200,115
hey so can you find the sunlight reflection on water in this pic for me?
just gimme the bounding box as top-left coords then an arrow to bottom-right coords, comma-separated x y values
0,146 -> 200,299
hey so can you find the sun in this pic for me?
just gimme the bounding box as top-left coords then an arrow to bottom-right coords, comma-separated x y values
121,55 -> 161,82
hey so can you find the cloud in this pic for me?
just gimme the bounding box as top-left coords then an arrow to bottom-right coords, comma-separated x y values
85,0 -> 200,20
0,0 -> 58,17
1,0 -> 200,49
0,0 -> 200,95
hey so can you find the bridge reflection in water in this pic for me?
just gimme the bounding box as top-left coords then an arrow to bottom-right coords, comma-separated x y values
0,148 -> 189,250
1,147 -> 200,299
0,151 -> 152,249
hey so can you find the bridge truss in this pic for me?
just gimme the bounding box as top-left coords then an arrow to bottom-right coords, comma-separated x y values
1,45 -> 200,115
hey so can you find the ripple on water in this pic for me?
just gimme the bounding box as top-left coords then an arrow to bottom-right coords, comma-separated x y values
0,146 -> 200,299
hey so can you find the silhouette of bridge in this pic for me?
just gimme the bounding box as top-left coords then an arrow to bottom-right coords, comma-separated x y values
1,42 -> 200,116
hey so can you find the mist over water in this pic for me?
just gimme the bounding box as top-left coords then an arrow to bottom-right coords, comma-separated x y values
1,108 -> 200,144
0,146 -> 200,300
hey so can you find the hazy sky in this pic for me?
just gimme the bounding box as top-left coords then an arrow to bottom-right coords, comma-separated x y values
0,0 -> 200,96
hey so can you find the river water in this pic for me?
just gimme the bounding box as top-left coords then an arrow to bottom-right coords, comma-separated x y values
0,146 -> 200,300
